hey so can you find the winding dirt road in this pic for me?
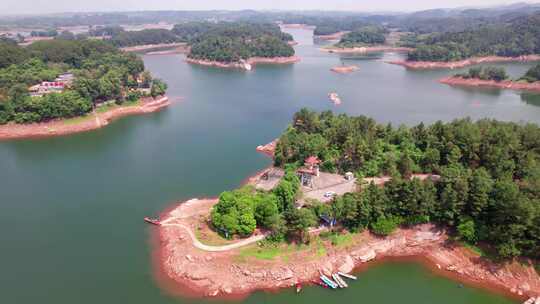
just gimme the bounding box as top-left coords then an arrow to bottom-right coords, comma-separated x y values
160,218 -> 266,252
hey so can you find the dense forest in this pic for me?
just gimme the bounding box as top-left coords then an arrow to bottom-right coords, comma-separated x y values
406,13 -> 540,62
0,39 -> 166,124
265,109 -> 540,259
335,26 -> 387,48
173,22 -> 295,63
89,26 -> 182,47
455,64 -> 540,83
455,66 -> 509,82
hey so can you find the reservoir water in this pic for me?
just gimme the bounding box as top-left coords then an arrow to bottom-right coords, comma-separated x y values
1,28 -> 538,304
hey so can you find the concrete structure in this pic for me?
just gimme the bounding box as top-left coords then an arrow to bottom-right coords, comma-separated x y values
28,73 -> 74,97
297,156 -> 321,188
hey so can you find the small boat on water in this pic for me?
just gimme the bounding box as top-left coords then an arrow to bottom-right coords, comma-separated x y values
320,275 -> 338,289
312,279 -> 328,288
337,272 -> 357,280
332,273 -> 348,288
144,217 -> 161,226
328,92 -> 342,105
296,283 -> 302,293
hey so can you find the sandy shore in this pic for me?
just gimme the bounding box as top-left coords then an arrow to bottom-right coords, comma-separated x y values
0,96 -> 171,141
440,76 -> 540,93
389,55 -> 540,70
322,46 -> 412,54
186,56 -> 300,70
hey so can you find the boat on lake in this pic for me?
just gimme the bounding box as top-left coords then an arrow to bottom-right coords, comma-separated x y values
320,275 -> 338,289
332,273 -> 348,288
144,217 -> 161,226
328,92 -> 342,105
338,272 -> 357,280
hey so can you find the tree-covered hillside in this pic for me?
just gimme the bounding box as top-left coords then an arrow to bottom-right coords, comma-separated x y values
173,22 -> 295,63
335,26 -> 387,48
406,13 -> 540,61
0,39 -> 166,124
274,109 -> 540,258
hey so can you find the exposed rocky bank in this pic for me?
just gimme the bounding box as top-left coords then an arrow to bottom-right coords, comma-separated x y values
389,55 -> 540,70
440,76 -> 540,93
186,56 -> 300,71
0,96 -> 171,141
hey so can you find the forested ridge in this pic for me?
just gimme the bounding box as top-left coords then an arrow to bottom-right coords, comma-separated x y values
0,39 -> 166,124
172,22 -> 295,63
335,26 -> 387,48
266,109 -> 540,259
406,13 -> 540,62
89,26 -> 183,47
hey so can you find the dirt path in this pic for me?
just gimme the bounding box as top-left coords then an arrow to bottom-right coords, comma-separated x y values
160,219 -> 266,252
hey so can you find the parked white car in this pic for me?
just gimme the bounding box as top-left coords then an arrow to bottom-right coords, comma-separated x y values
324,191 -> 337,198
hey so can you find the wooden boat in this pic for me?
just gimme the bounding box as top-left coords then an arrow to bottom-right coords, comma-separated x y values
144,217 -> 161,226
328,92 -> 342,105
320,275 -> 338,289
332,273 -> 348,288
338,272 -> 357,280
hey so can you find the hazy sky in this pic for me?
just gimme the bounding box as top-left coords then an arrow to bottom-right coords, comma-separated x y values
1,0 -> 540,15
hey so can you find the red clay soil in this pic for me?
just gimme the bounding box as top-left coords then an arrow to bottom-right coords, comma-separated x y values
389,55 -> 540,70
152,139 -> 540,301
185,56 -> 300,70
440,76 -> 540,93
322,46 -> 412,54
156,217 -> 540,300
331,65 -> 359,74
0,96 -> 171,141
255,139 -> 278,158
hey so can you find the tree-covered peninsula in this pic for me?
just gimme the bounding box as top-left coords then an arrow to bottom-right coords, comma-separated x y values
0,39 -> 167,124
210,109 -> 539,260
173,22 -> 295,63
406,12 -> 540,62
334,26 -> 387,48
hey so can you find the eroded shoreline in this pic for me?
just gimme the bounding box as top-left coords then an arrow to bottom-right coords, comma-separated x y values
0,96 -> 171,141
185,56 -> 301,70
152,142 -> 540,301
440,76 -> 540,93
389,55 -> 540,70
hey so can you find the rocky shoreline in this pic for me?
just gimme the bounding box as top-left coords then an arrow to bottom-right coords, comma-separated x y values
322,46 -> 412,54
157,215 -> 539,300
0,96 -> 171,141
440,76 -> 540,93
389,55 -> 540,70
185,56 -> 300,71
152,140 -> 540,301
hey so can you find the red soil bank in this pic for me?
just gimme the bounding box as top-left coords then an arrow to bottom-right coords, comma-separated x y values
440,76 -> 540,93
186,56 -> 300,70
0,96 -> 171,141
331,65 -> 359,74
389,55 -> 540,70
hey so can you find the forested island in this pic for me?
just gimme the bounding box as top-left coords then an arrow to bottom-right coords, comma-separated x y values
172,22 -> 299,69
391,12 -> 540,69
0,38 -> 169,139
158,109 -> 540,299
440,64 -> 540,93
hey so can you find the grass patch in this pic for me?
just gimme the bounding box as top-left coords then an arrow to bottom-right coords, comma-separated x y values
234,237 -> 327,263
193,222 -> 235,246
62,115 -> 92,125
96,103 -> 118,113
320,231 -> 357,249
